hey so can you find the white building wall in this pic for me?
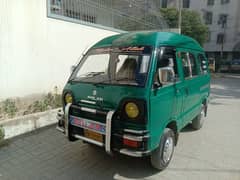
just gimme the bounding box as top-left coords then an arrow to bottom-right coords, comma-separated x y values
160,0 -> 240,61
202,0 -> 240,52
0,0 -> 117,99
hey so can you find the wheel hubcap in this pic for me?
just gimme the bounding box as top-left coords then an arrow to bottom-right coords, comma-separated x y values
162,137 -> 174,164
199,106 -> 205,125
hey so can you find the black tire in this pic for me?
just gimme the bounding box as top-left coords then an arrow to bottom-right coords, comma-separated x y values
68,125 -> 77,142
68,134 -> 77,141
192,104 -> 207,130
151,128 -> 175,170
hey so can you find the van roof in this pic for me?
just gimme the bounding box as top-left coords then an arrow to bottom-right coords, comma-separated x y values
92,31 -> 203,51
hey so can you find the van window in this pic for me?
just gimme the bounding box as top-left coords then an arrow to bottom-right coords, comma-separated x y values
157,47 -> 178,75
198,54 -> 208,74
140,55 -> 150,73
70,46 -> 152,87
75,54 -> 110,78
154,47 -> 178,85
180,52 -> 198,78
189,53 -> 197,76
181,52 -> 191,78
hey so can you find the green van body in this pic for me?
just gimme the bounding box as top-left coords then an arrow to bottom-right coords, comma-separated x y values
57,31 -> 210,168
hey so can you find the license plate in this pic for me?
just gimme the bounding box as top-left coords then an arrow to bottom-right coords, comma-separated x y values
70,115 -> 106,134
84,129 -> 103,143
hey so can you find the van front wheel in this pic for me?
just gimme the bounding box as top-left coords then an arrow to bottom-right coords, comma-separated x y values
151,128 -> 175,170
192,104 -> 206,130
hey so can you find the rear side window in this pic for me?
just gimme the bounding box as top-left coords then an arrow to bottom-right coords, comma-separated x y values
180,52 -> 198,78
180,52 -> 191,78
189,53 -> 197,76
198,54 -> 208,74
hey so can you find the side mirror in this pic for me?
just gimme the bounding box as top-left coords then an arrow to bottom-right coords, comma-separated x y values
70,65 -> 76,73
158,67 -> 175,85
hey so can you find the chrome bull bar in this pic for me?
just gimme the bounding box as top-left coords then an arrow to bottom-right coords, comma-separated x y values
57,103 -> 114,155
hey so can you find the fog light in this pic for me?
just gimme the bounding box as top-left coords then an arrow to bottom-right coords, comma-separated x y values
65,93 -> 73,104
125,102 -> 139,118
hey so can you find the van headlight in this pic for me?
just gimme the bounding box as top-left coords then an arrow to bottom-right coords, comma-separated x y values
64,93 -> 73,104
125,102 -> 139,119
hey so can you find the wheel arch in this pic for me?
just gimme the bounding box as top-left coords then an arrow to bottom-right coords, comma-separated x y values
166,121 -> 179,146
201,97 -> 208,116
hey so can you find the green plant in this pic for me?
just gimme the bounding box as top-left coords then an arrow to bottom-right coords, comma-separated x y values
0,125 -> 5,140
3,99 -> 17,118
32,100 -> 48,113
25,87 -> 62,114
0,106 -> 2,118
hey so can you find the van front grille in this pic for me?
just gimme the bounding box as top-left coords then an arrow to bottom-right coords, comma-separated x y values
69,104 -> 107,124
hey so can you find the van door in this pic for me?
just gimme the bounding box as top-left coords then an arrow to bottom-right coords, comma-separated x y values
177,51 -> 200,127
174,51 -> 190,128
149,47 -> 183,148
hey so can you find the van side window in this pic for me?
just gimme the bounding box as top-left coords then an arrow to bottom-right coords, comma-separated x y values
157,47 -> 178,76
180,52 -> 198,78
198,54 -> 208,74
181,52 -> 191,78
189,53 -> 197,76
154,47 -> 178,86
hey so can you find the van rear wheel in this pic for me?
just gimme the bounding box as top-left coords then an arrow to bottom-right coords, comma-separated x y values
151,128 -> 175,170
192,104 -> 206,130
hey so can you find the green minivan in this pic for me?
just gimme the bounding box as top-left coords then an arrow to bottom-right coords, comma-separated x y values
56,31 -> 210,170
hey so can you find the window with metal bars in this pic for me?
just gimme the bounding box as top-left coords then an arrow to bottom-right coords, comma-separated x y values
207,0 -> 214,6
48,0 -> 168,31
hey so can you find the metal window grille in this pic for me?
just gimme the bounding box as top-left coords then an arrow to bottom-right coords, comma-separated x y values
217,33 -> 225,44
218,14 -> 228,28
161,0 -> 168,8
182,0 -> 190,8
204,12 -> 213,25
48,0 -> 168,32
207,0 -> 214,6
221,0 -> 230,4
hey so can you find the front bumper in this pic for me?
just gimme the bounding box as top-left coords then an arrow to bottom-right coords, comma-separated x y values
56,103 -> 150,157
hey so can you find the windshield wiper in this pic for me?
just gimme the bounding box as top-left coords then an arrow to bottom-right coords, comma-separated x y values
93,79 -> 111,86
80,71 -> 105,77
114,77 -> 131,81
72,71 -> 105,81
69,72 -> 105,83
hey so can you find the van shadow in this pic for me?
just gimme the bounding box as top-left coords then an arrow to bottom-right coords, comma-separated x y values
66,145 -> 160,180
180,123 -> 195,133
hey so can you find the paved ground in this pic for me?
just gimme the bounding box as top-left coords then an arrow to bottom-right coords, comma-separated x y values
0,75 -> 240,180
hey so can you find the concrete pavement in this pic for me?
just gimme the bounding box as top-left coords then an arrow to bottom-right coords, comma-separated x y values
0,76 -> 240,180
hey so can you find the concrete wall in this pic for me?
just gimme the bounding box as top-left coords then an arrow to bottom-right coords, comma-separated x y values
0,0 -> 117,99
0,109 -> 59,139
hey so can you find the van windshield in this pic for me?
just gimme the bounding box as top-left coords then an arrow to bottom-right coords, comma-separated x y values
70,46 -> 152,87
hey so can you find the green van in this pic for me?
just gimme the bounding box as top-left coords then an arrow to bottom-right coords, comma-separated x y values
56,31 -> 210,170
